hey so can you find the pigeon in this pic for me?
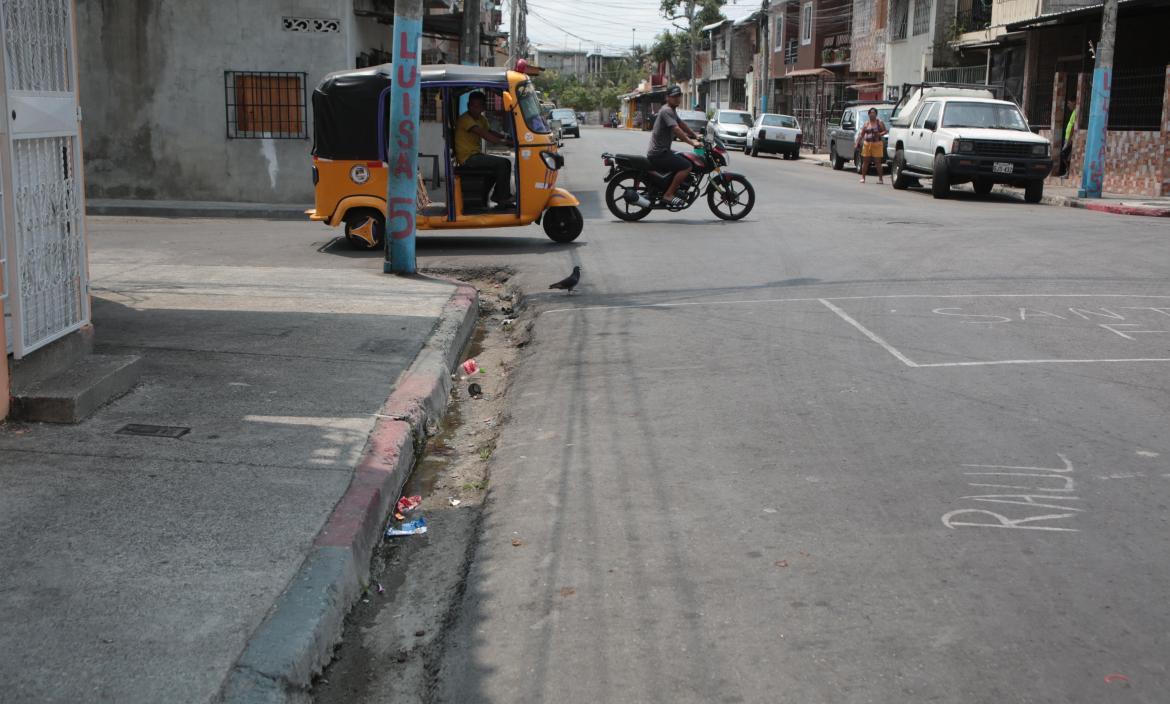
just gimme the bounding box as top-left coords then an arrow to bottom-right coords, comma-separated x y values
548,266 -> 581,294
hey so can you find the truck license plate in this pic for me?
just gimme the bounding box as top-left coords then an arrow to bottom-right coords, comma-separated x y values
992,162 -> 1014,174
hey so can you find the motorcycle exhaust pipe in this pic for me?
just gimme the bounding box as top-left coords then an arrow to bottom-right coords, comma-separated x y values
623,188 -> 652,208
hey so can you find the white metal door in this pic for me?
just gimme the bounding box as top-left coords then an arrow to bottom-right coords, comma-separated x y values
0,0 -> 88,358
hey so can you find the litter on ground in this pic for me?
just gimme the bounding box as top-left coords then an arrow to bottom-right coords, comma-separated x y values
386,517 -> 428,537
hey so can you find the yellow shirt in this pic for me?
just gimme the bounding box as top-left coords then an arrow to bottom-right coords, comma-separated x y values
455,112 -> 490,164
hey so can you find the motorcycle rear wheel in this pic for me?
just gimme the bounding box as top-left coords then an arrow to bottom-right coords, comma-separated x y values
707,174 -> 755,221
605,172 -> 655,221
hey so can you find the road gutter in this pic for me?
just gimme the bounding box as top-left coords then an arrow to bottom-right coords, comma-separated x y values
218,280 -> 478,704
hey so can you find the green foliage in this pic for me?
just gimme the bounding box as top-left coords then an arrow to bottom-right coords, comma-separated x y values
656,0 -> 726,82
531,56 -> 649,112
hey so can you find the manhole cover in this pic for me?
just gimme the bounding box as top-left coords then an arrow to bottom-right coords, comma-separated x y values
116,424 -> 190,439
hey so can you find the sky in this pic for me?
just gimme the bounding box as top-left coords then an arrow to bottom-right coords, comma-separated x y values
507,0 -> 761,56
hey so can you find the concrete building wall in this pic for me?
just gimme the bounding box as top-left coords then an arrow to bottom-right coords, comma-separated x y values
851,0 -> 886,73
77,0 -> 352,204
884,0 -> 937,97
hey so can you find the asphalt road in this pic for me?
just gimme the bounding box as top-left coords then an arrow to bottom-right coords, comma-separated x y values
373,126 -> 1169,703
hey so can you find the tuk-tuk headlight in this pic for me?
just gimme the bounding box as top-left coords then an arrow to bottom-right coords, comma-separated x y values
350,164 -> 370,184
540,150 -> 564,171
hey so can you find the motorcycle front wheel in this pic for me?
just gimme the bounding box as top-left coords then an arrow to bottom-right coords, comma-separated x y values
605,172 -> 655,221
707,174 -> 755,221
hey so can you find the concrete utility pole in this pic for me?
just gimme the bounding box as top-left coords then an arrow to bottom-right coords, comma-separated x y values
761,0 -> 770,114
461,0 -> 481,65
386,0 -> 423,274
1079,0 -> 1118,198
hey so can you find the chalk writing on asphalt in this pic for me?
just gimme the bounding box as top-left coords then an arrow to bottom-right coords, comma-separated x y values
942,454 -> 1081,532
930,306 -> 1170,340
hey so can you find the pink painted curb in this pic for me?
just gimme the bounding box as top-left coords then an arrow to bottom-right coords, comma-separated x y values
316,278 -> 478,556
1080,201 -> 1170,218
221,278 -> 479,703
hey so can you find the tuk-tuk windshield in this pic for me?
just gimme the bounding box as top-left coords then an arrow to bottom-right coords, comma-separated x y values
517,82 -> 551,134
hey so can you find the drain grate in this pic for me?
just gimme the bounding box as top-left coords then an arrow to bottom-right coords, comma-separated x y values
116,424 -> 190,439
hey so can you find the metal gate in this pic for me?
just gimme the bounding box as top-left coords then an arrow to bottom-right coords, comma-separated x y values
0,0 -> 88,358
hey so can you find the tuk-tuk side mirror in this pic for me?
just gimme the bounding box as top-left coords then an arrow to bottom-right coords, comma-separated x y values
502,92 -> 516,112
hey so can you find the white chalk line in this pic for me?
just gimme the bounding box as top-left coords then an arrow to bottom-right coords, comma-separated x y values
917,358 -> 1170,367
542,292 -> 1170,316
544,292 -> 1170,368
818,299 -> 920,368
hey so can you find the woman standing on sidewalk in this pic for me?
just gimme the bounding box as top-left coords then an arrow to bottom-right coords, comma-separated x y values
856,108 -> 887,184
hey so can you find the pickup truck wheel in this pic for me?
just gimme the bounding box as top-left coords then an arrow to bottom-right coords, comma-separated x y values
973,179 -> 993,196
931,153 -> 951,199
891,151 -> 910,190
1024,180 -> 1044,204
830,144 -> 845,170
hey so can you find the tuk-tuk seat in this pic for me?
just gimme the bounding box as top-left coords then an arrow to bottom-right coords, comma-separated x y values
453,163 -> 499,208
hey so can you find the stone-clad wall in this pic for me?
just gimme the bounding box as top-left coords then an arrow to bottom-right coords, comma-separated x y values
1048,67 -> 1170,197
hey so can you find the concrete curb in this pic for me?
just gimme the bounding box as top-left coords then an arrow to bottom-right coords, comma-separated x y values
809,159 -> 1169,217
87,199 -> 308,220
217,279 -> 479,704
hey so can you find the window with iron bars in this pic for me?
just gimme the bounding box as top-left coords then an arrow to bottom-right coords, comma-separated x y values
911,0 -> 932,35
225,71 -> 308,139
890,0 -> 909,40
785,38 -> 799,64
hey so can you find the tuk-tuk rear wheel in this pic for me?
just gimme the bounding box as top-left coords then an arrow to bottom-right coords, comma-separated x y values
543,206 -> 583,243
343,209 -> 385,250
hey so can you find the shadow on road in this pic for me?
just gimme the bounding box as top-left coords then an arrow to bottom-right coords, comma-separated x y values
317,234 -> 586,259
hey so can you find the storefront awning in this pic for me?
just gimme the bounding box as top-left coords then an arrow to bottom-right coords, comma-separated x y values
779,68 -> 834,80
1005,0 -> 1154,30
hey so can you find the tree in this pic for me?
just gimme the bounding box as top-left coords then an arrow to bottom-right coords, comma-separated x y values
659,0 -> 725,83
650,30 -> 693,80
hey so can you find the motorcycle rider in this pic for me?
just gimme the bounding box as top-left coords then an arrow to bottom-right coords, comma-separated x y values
648,85 -> 702,208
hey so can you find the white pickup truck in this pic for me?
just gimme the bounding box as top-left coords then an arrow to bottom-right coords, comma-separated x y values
886,85 -> 1053,202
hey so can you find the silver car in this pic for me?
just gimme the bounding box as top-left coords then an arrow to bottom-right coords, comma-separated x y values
550,108 -> 579,138
706,110 -> 753,150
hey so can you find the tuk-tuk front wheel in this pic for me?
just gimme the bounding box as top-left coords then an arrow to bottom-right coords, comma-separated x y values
543,206 -> 583,243
343,209 -> 385,250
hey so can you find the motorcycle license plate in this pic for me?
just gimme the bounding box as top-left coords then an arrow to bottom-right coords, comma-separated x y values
992,162 -> 1014,174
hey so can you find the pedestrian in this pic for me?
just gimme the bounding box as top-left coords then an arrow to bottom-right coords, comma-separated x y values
855,107 -> 888,184
1058,99 -> 1077,177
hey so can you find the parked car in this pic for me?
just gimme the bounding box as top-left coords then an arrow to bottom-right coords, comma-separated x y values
550,108 -> 580,138
675,109 -> 709,140
885,86 -> 1052,201
828,103 -> 894,170
706,109 -> 754,150
745,113 -> 802,159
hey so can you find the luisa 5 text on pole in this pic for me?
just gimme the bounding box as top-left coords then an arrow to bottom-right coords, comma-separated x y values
385,0 -> 423,274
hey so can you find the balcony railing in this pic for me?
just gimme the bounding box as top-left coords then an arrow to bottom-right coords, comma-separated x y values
709,56 -> 729,79
924,65 -> 987,84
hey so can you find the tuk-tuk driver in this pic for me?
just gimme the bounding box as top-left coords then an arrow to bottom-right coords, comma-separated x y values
455,92 -> 514,208
648,85 -> 701,209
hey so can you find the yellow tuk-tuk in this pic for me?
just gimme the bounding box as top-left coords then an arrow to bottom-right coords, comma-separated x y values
308,64 -> 583,248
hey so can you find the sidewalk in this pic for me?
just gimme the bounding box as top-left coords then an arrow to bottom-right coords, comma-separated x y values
805,152 -> 1170,217
0,217 -> 476,703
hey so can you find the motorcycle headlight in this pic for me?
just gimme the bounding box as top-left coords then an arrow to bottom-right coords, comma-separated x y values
540,150 -> 564,171
1032,144 -> 1048,157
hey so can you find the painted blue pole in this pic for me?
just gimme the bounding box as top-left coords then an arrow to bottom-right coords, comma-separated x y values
385,0 -> 423,274
1078,0 -> 1118,199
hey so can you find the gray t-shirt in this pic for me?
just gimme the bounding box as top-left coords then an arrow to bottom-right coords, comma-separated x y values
647,106 -> 680,157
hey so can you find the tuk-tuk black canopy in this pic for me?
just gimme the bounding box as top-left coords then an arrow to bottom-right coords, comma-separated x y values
312,64 -> 513,160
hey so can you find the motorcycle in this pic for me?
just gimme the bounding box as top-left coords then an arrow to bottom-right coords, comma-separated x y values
601,138 -> 755,222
